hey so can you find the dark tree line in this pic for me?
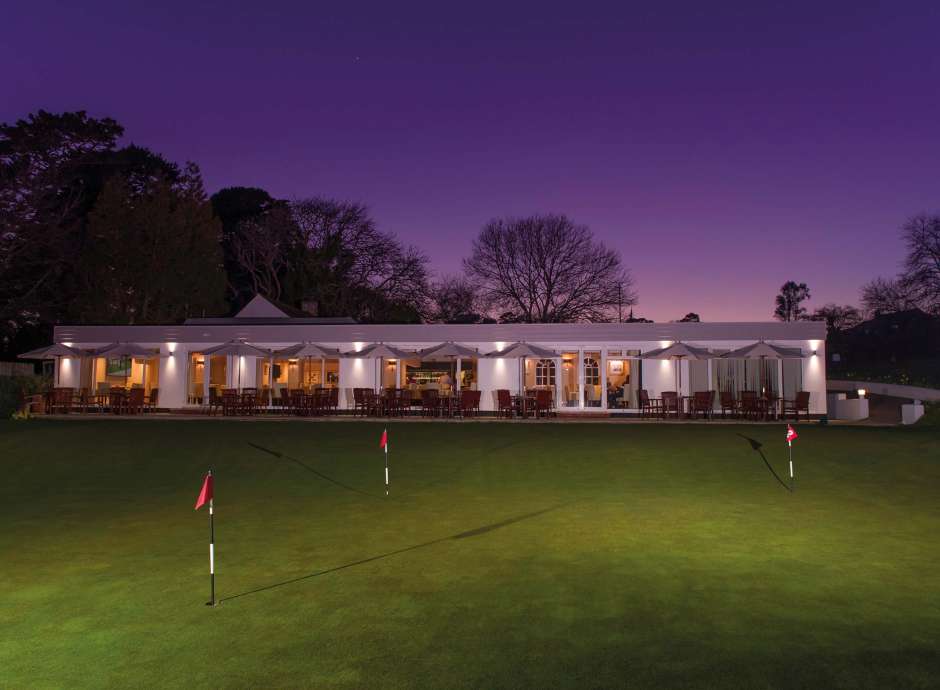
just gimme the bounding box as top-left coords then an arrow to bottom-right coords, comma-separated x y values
2,110 -> 639,357
0,111 -> 224,355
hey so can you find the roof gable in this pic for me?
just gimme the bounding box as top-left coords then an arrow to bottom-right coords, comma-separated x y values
235,295 -> 290,319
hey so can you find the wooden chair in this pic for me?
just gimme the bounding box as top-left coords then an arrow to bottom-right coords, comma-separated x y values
739,391 -> 760,420
661,391 -> 680,418
719,391 -> 737,418
240,391 -> 257,416
352,388 -> 368,416
288,389 -> 305,416
690,390 -> 714,419
496,389 -> 514,418
221,389 -> 240,416
145,387 -> 159,412
454,390 -> 481,418
328,388 -> 339,414
110,387 -> 129,414
783,391 -> 810,420
206,388 -> 223,416
638,389 -> 661,418
127,387 -> 145,415
49,387 -> 74,414
421,389 -> 440,417
534,389 -> 553,418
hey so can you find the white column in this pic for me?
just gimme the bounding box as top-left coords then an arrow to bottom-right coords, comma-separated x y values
600,350 -> 608,410
321,358 -> 326,388
203,355 -> 210,403
707,358 -> 714,410
394,359 -> 401,388
579,348 -> 586,408
456,357 -> 462,392
554,357 -> 562,409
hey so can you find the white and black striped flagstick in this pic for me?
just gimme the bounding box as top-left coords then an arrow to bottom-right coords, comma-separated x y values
195,469 -> 216,606
208,489 -> 216,606
788,441 -> 794,492
786,425 -> 798,493
384,429 -> 389,496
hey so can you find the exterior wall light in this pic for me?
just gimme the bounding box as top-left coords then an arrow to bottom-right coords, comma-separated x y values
857,388 -> 867,398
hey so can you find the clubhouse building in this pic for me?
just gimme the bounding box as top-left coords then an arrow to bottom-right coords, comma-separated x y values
46,296 -> 827,415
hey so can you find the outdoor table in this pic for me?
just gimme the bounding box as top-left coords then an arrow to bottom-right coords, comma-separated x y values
761,397 -> 781,420
512,395 -> 536,418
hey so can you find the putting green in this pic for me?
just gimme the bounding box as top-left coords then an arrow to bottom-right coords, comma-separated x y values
1,420 -> 938,689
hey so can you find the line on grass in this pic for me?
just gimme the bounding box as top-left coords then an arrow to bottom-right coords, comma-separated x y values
394,438 -> 527,497
220,501 -> 576,603
247,442 -> 383,500
736,434 -> 792,493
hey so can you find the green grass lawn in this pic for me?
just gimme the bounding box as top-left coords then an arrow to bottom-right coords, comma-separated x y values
2,419 -> 939,689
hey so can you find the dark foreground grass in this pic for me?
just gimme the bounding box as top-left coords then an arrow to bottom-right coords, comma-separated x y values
1,420 -> 939,689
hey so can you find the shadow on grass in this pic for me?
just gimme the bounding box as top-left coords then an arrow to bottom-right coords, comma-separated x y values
736,433 -> 792,493
248,442 -> 382,500
221,501 -> 575,603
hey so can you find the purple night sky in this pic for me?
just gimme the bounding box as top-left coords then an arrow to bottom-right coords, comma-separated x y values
5,1 -> 939,321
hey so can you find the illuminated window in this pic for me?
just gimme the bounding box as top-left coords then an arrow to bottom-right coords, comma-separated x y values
535,359 -> 556,386
584,357 -> 599,385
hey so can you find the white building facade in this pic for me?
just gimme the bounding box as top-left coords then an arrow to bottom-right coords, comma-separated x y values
51,297 -> 827,415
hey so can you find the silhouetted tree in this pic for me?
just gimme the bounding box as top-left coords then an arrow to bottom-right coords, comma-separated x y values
810,303 -> 862,332
428,275 -> 487,323
679,312 -> 700,322
0,110 -> 123,350
861,276 -> 920,316
284,198 -> 430,322
899,214 -> 940,314
464,214 -> 636,322
210,186 -> 277,309
76,165 -> 225,323
227,202 -> 295,302
774,281 -> 811,321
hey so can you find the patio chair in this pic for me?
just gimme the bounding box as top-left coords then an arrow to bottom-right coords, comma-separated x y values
289,389 -> 306,416
109,387 -> 127,415
690,390 -> 714,419
783,391 -> 810,420
328,387 -> 339,414
661,391 -> 679,418
534,389 -> 553,418
496,389 -> 514,418
74,388 -> 95,413
220,388 -> 240,416
241,391 -> 257,416
456,389 -> 474,418
127,387 -> 145,415
205,387 -> 222,416
739,390 -> 760,420
352,388 -> 367,416
145,387 -> 159,412
719,391 -> 737,418
638,389 -> 661,418
363,389 -> 382,416
421,389 -> 440,417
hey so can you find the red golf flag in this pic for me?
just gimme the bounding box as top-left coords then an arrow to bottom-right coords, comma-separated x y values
786,425 -> 798,444
194,472 -> 213,510
379,429 -> 388,449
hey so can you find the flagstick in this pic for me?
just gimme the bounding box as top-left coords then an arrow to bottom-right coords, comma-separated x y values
207,471 -> 216,607
384,429 -> 389,496
788,441 -> 794,492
